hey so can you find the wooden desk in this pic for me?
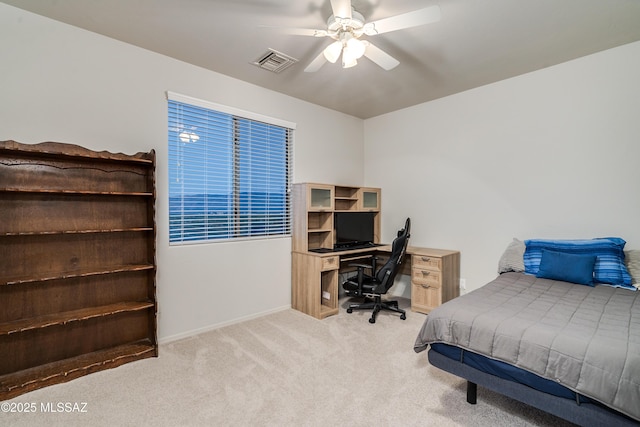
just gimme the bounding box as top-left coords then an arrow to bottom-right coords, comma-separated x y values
291,245 -> 460,319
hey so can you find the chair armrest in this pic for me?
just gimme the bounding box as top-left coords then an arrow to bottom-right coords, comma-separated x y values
348,263 -> 374,270
348,255 -> 380,271
347,263 -> 376,293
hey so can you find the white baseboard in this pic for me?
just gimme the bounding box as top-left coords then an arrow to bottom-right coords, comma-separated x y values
158,304 -> 291,345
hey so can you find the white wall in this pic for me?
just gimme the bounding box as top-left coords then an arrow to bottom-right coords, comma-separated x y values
0,4 -> 364,341
365,41 -> 640,293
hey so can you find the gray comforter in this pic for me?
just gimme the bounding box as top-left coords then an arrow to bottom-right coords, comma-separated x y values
414,272 -> 640,422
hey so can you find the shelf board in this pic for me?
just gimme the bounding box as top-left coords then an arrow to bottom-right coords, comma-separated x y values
307,228 -> 332,233
0,188 -> 153,196
2,264 -> 155,286
0,341 -> 156,400
319,305 -> 338,318
1,228 -> 153,237
0,141 -> 154,164
0,301 -> 155,335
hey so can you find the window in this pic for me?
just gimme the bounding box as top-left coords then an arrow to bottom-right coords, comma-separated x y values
167,92 -> 294,244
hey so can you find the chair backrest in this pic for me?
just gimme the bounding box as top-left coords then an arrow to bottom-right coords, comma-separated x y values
373,218 -> 411,294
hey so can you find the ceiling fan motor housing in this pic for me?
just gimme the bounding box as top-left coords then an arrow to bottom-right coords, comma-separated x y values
327,10 -> 365,36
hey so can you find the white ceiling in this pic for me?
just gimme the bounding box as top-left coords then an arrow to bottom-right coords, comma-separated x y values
4,0 -> 640,119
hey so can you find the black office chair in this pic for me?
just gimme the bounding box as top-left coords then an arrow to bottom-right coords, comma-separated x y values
342,218 -> 410,324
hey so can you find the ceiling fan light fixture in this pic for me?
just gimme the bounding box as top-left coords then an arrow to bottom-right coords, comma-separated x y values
345,36 -> 365,59
323,41 -> 342,63
341,45 -> 358,68
342,56 -> 357,68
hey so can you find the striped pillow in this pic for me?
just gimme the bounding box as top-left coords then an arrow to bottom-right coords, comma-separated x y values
524,238 -> 634,290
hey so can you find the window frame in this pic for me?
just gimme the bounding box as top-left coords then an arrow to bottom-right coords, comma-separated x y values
166,91 -> 295,245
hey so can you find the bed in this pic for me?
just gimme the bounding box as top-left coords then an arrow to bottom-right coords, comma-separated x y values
414,238 -> 640,426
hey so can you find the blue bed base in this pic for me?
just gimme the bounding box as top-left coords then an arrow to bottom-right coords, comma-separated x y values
428,344 -> 639,426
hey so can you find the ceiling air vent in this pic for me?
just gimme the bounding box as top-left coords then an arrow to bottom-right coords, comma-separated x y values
252,49 -> 298,73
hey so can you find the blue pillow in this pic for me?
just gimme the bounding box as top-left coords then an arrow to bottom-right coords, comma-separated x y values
524,237 -> 634,290
536,250 -> 596,286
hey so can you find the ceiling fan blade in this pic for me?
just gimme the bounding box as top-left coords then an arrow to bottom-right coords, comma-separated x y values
364,5 -> 441,36
259,25 -> 328,37
363,41 -> 399,71
304,51 -> 328,72
282,28 -> 329,37
330,0 -> 352,20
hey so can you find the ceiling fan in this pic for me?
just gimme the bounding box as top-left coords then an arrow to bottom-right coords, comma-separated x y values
289,0 -> 441,72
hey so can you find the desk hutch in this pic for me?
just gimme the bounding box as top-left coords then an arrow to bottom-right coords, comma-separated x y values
291,183 -> 460,319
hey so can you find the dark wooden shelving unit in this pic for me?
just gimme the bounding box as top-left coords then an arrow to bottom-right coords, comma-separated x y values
0,140 -> 157,400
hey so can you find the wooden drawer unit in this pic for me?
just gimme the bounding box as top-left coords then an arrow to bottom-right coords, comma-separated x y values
321,256 -> 339,271
412,267 -> 441,287
410,249 -> 460,314
412,281 -> 441,314
413,254 -> 442,270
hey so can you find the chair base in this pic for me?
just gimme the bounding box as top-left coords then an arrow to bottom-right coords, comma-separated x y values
346,296 -> 407,324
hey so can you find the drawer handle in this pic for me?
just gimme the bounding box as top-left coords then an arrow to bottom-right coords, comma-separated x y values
421,256 -> 431,262
421,284 -> 431,289
421,271 -> 431,276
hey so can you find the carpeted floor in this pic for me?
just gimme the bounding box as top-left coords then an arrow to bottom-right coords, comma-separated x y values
3,298 -> 575,426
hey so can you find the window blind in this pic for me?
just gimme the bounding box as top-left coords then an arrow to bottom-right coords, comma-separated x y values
167,93 -> 293,244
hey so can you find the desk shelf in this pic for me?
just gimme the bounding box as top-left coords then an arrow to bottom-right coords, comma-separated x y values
334,186 -> 359,211
292,183 -> 381,253
307,211 -> 332,229
320,269 -> 338,314
319,304 -> 338,318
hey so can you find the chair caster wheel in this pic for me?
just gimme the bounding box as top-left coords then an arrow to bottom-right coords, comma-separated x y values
347,308 -> 353,313
369,318 -> 375,324
400,314 -> 406,320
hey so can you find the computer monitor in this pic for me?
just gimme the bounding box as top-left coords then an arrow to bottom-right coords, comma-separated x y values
334,212 -> 375,248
